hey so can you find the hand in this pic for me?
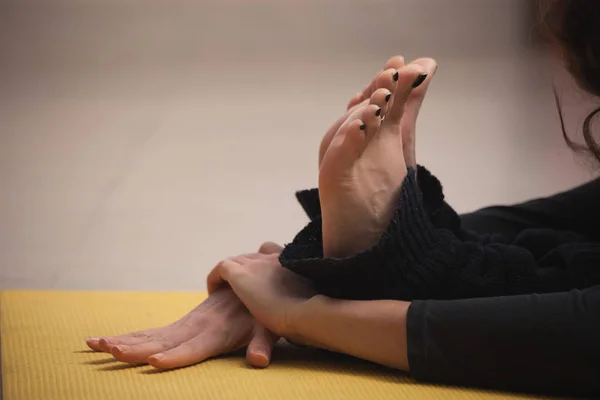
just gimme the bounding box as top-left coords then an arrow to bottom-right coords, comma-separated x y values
207,252 -> 317,339
85,242 -> 284,369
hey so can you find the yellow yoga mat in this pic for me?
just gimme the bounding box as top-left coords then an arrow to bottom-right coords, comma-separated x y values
0,290 -> 552,400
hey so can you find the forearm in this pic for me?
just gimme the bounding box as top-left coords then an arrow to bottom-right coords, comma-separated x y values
407,287 -> 600,397
289,295 -> 411,370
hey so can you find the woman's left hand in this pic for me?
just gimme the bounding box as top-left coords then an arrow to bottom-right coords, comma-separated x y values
208,252 -> 412,371
207,253 -> 316,338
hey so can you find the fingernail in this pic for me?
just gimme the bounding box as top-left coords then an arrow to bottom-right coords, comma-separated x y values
359,123 -> 366,131
385,93 -> 391,102
393,71 -> 399,81
85,337 -> 99,342
115,345 -> 130,353
375,107 -> 381,117
412,74 -> 428,88
149,353 -> 163,362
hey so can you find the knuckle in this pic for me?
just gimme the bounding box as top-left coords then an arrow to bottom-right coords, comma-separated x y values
258,241 -> 282,255
258,242 -> 273,254
180,340 -> 199,354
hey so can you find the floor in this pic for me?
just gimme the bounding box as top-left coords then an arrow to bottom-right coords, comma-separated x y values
0,0 -> 597,291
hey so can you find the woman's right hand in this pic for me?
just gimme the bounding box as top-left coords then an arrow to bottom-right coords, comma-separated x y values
85,242 -> 283,369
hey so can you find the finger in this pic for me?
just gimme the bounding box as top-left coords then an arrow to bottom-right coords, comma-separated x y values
231,253 -> 262,261
110,339 -> 174,364
258,242 -> 283,255
85,337 -> 103,351
229,251 -> 276,263
246,326 -> 280,368
207,259 -> 241,294
90,331 -> 155,353
147,334 -> 222,369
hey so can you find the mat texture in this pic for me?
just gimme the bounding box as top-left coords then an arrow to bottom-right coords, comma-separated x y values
0,290 -> 552,400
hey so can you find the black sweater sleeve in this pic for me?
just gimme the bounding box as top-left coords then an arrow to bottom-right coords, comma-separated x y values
280,167 -> 600,301
407,286 -> 600,398
294,166 -> 462,231
459,175 -> 600,242
295,189 -> 322,222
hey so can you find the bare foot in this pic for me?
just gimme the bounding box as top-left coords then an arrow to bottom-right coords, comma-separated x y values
319,59 -> 437,258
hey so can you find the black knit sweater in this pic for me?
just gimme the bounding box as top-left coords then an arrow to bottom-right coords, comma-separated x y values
279,166 -> 600,397
279,166 -> 600,301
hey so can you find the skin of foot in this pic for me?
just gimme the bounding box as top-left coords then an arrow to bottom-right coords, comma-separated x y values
319,58 -> 438,258
318,56 -> 406,169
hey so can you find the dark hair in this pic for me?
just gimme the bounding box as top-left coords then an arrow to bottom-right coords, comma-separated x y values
538,0 -> 600,163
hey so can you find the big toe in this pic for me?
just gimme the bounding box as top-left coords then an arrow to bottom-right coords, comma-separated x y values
384,64 -> 429,125
406,58 -> 438,96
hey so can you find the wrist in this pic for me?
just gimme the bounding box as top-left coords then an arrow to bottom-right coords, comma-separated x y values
286,294 -> 330,346
288,295 -> 411,371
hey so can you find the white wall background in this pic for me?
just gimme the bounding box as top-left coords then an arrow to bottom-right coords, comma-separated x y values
0,0 -> 597,290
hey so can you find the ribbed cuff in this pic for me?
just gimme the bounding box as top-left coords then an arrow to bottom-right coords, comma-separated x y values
295,188 -> 321,221
280,167 -> 457,300
416,167 -> 461,232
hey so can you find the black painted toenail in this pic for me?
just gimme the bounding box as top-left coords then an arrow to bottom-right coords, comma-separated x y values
393,71 -> 399,81
412,74 -> 428,88
375,108 -> 381,116
359,123 -> 366,130
385,93 -> 391,102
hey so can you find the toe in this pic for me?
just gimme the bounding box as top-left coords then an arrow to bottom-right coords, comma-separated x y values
322,117 -> 368,176
407,58 -> 438,96
398,58 -> 437,168
365,56 -> 405,100
347,55 -> 405,111
375,68 -> 400,94
343,118 -> 369,156
383,55 -> 406,71
360,104 -> 383,139
384,64 -> 428,125
368,88 -> 393,116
